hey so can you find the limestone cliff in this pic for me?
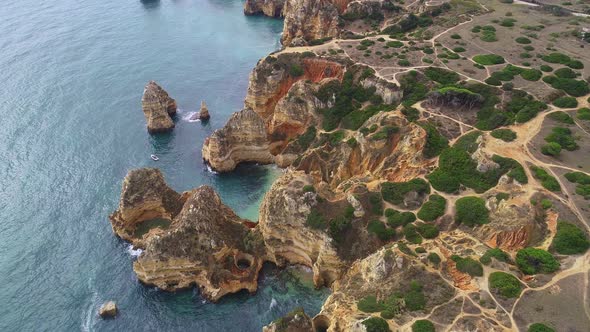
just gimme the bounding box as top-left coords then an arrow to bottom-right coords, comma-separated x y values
110,169 -> 265,302
258,171 -> 346,287
109,168 -> 184,245
262,307 -> 314,332
141,81 -> 177,133
281,0 -> 352,46
244,0 -> 285,17
201,108 -> 274,172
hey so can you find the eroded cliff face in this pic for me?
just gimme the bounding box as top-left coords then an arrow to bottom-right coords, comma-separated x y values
110,169 -> 265,302
244,0 -> 285,17
141,81 -> 177,134
201,108 -> 274,172
109,168 -> 184,245
258,171 -> 346,287
281,0 -> 352,46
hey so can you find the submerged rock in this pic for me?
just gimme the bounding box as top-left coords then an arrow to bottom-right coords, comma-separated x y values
141,81 -> 177,134
98,301 -> 117,318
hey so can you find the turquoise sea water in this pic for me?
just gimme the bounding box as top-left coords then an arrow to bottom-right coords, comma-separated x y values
0,0 -> 329,331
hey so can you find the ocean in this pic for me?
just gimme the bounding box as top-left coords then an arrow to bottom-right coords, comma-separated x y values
0,0 -> 329,330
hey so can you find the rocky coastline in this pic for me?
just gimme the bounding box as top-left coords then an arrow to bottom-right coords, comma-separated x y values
111,0 -> 590,331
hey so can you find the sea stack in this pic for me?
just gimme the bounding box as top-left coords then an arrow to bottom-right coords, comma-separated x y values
141,81 -> 177,134
98,301 -> 117,318
198,101 -> 210,121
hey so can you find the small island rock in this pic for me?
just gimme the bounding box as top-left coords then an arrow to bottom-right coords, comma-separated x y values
98,301 -> 117,318
198,101 -> 210,121
141,81 -> 177,134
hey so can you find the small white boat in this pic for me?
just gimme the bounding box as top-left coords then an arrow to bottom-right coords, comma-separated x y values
150,154 -> 159,161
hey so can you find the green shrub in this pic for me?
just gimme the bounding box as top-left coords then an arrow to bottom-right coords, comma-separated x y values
544,76 -> 589,97
416,223 -> 439,239
369,192 -> 383,215
577,107 -> 590,120
404,281 -> 426,310
541,199 -> 553,209
398,241 -> 416,256
554,67 -> 577,79
295,126 -> 317,150
520,68 -> 542,81
358,295 -> 383,312
541,142 -> 562,156
528,323 -> 555,332
305,209 -> 327,229
398,59 -> 411,66
473,54 -> 505,65
417,194 -> 446,221
289,64 -> 305,77
381,179 -> 430,205
402,106 -> 420,122
368,220 -> 396,241
515,37 -> 532,44
540,65 -> 553,72
530,166 -> 560,192
491,129 -> 517,142
548,111 -> 574,124
551,221 -> 590,254
302,185 -> 315,193
424,67 -> 460,84
386,209 -> 417,228
553,96 -> 578,108
496,192 -> 510,201
450,33 -> 461,39
420,123 -> 449,158
542,52 -> 584,69
453,47 -> 466,53
455,196 -> 489,226
371,125 -> 399,140
412,320 -> 435,332
489,272 -> 523,298
452,255 -> 484,276
341,105 -> 386,130
427,252 -> 441,265
362,317 -> 391,332
415,247 -> 426,254
480,248 -> 510,265
481,30 -> 498,42
386,40 -> 404,48
403,224 -> 423,244
544,127 -> 578,151
516,247 -> 559,274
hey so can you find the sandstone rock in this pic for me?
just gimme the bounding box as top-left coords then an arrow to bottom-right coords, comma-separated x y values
98,301 -> 117,318
198,101 -> 210,121
262,307 -> 313,332
281,0 -> 352,46
133,185 -> 265,301
202,108 -> 274,172
258,171 -> 346,287
109,168 -> 184,245
244,0 -> 285,17
141,81 -> 177,134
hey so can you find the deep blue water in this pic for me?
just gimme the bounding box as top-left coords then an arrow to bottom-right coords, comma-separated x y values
0,0 -> 329,331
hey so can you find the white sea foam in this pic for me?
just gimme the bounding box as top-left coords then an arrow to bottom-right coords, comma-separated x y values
269,298 -> 278,310
182,111 -> 201,122
206,164 -> 218,175
127,244 -> 143,257
81,291 -> 98,332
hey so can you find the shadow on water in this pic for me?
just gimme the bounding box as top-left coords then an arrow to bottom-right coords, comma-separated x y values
140,0 -> 160,10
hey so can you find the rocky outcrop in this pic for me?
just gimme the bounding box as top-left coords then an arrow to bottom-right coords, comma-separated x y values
262,307 -> 314,332
141,81 -> 177,133
98,301 -> 117,318
258,171 -> 346,287
198,101 -> 210,121
244,0 -> 285,17
110,169 -> 265,302
109,168 -> 184,245
281,0 -> 352,46
202,108 -> 274,172
318,247 -> 455,331
133,185 -> 265,301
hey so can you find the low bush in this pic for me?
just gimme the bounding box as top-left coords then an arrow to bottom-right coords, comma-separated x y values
424,67 -> 460,84
489,272 -> 523,298
551,221 -> 590,254
381,179 -> 430,205
544,76 -> 589,97
528,323 -> 555,332
516,247 -> 559,274
455,196 -> 489,226
515,37 -> 532,44
305,209 -> 327,229
544,127 -> 578,151
368,220 -> 395,241
427,252 -> 441,265
416,223 -> 439,239
540,64 -> 553,72
420,123 -> 449,158
417,194 -> 446,221
530,166 -> 560,192
362,317 -> 391,332
452,255 -> 484,277
577,107 -> 590,120
553,96 -> 578,108
480,248 -> 510,265
369,192 -> 383,215
554,67 -> 577,79
548,111 -> 574,124
491,128 -> 517,141
541,142 -> 562,156
358,295 -> 383,312
403,224 -> 423,244
289,64 -> 304,77
386,209 -> 417,228
473,54 -> 505,65
412,320 -> 435,332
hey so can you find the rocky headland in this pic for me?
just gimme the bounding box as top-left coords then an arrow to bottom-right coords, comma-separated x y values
112,0 -> 590,330
141,81 -> 177,134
